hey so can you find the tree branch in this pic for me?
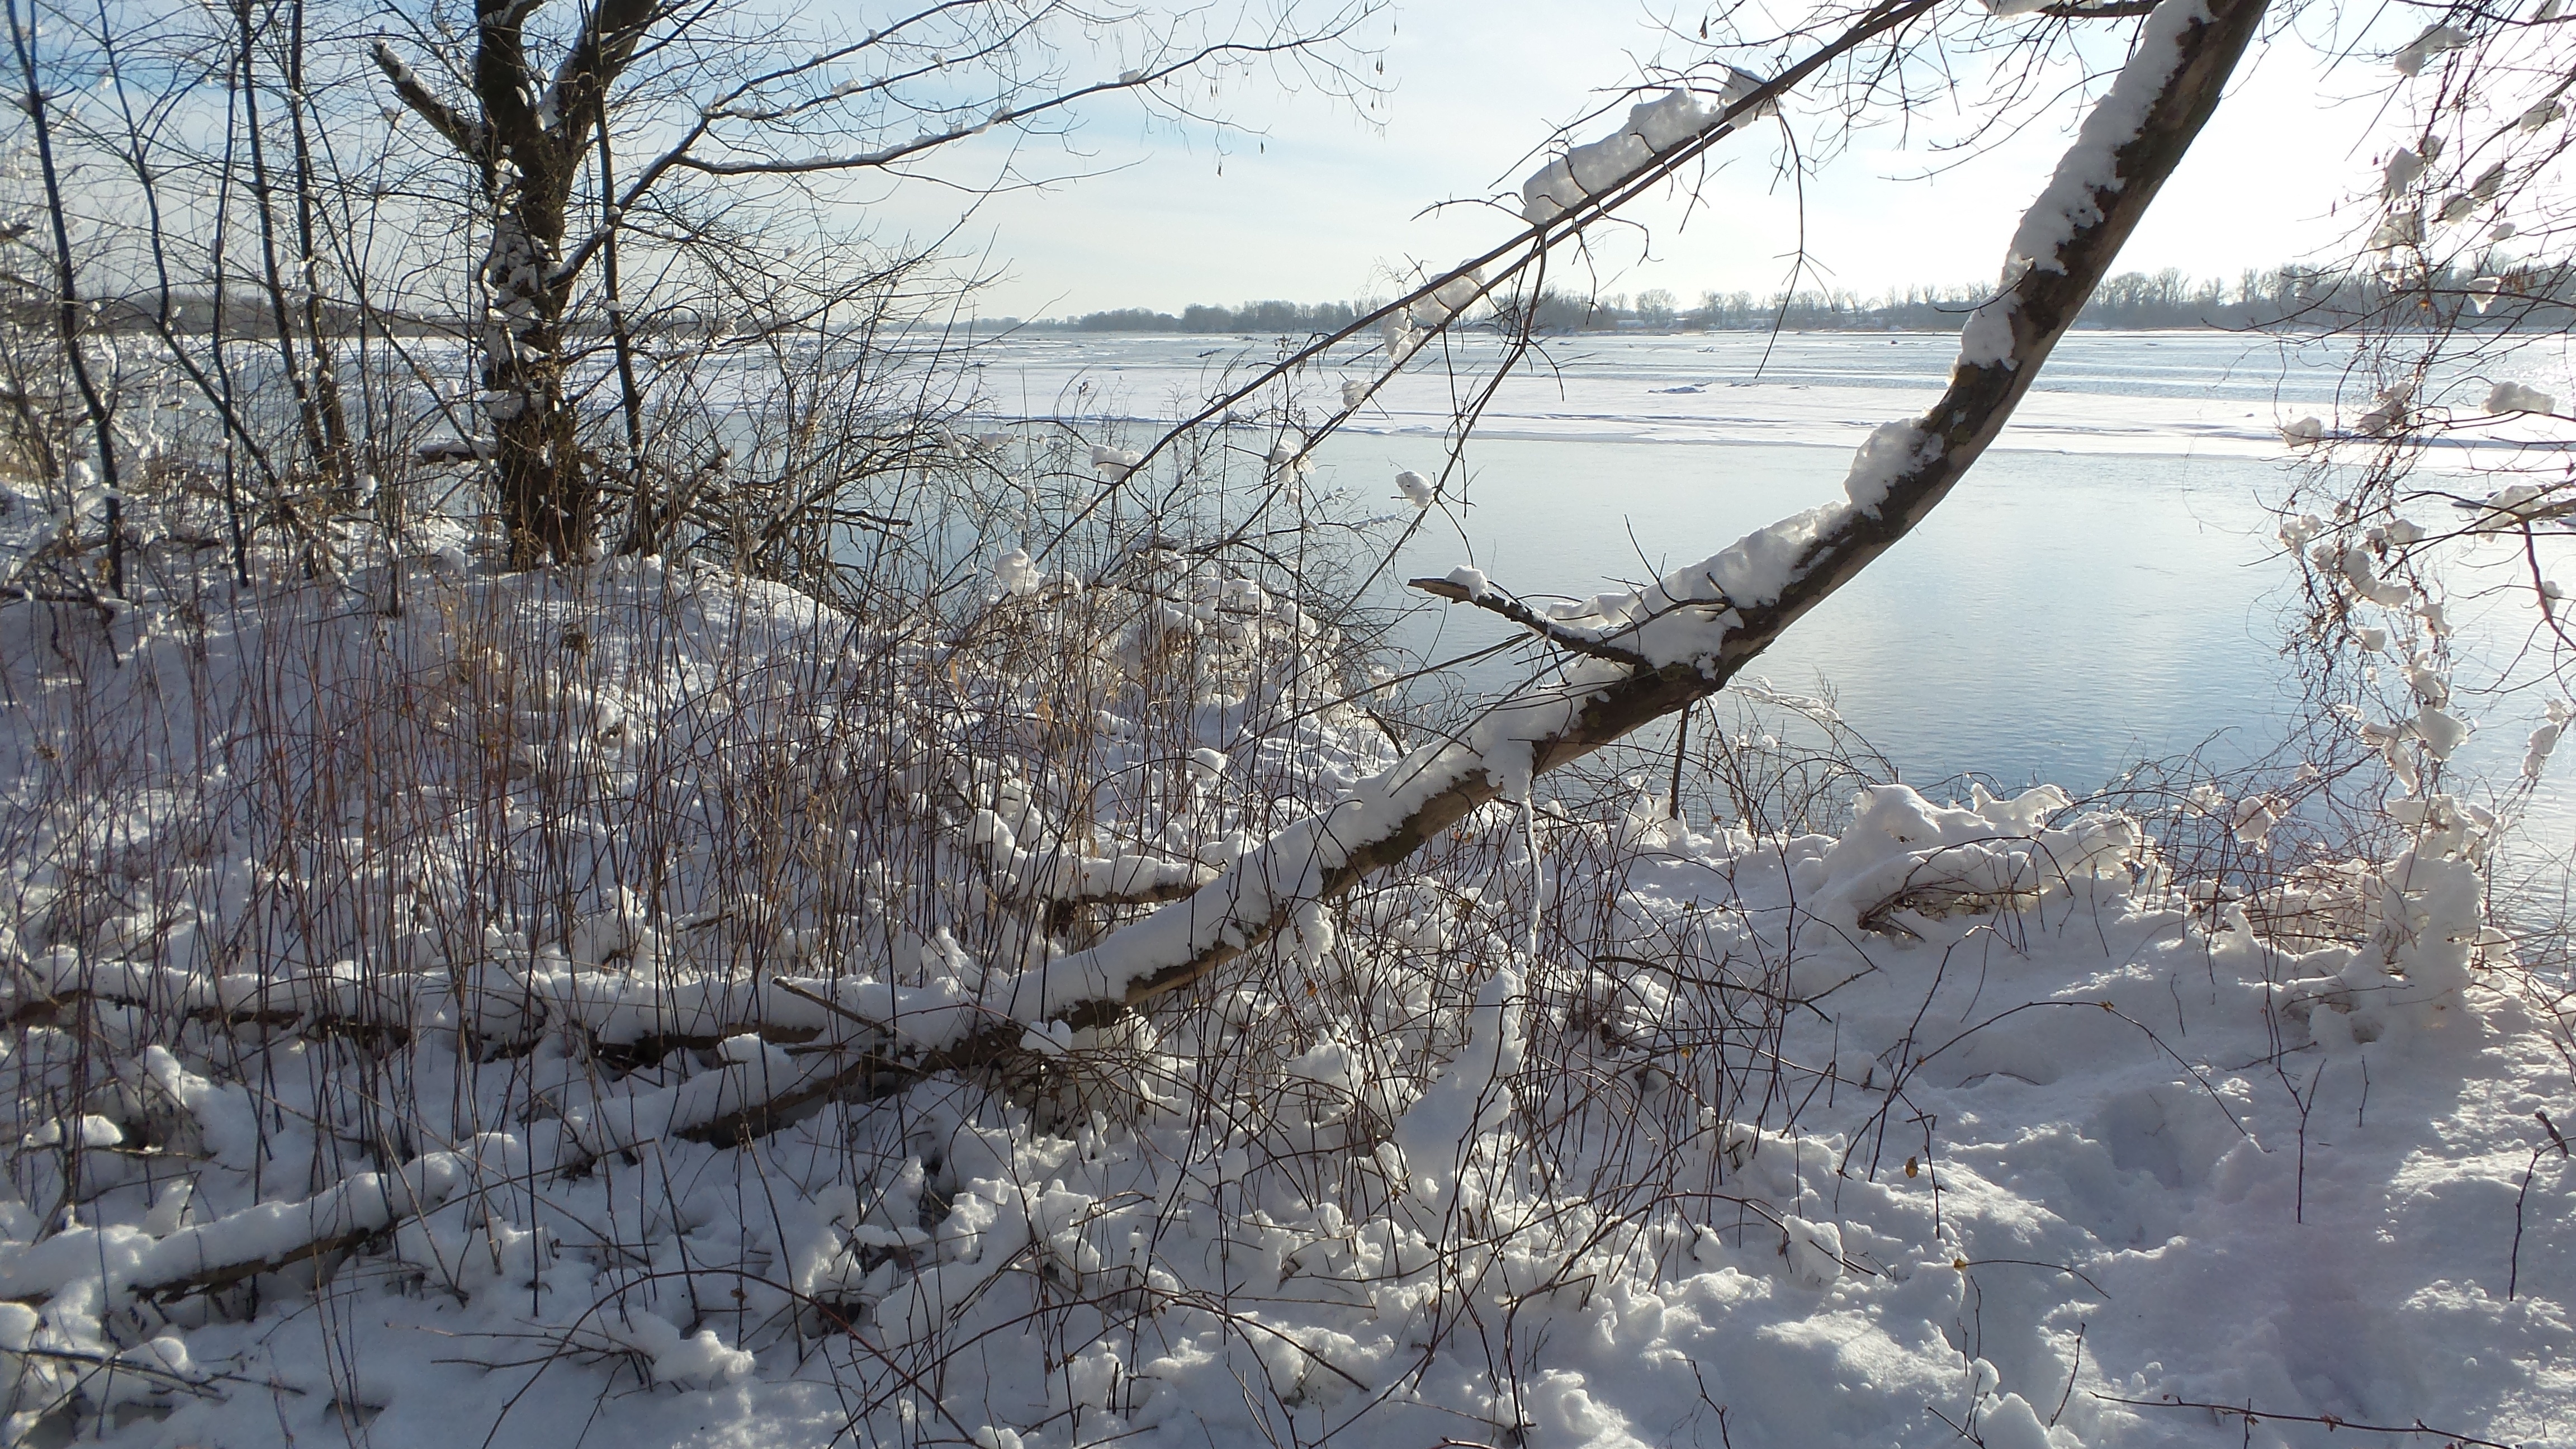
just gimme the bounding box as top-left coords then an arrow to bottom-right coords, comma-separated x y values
2091,1395 -> 2517,1449
946,0 -> 2274,1041
1408,575 -> 1655,667
548,0 -> 657,149
1034,0 -> 1942,552
554,19 -> 1379,283
474,0 -> 542,159
370,42 -> 480,157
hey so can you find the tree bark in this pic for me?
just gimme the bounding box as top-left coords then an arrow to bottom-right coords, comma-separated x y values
376,0 -> 656,565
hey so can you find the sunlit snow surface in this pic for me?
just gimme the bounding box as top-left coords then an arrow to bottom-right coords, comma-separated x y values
975,328 -> 2535,461
92,860 -> 2576,1449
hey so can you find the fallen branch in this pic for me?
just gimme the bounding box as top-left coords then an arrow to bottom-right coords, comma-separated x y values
0,1144 -> 499,1303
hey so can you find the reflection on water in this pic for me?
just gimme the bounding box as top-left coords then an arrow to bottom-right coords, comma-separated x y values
1366,437 -> 2303,797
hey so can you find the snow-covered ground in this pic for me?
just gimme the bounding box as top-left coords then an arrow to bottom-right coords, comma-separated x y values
0,500 -> 2567,1448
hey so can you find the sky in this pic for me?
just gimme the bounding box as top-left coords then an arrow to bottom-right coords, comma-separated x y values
844,0 -> 2402,321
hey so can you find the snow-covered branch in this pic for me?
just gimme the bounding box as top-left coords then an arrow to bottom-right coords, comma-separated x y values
954,0 -> 2270,1050
370,42 -> 482,157
1407,572 -> 1654,667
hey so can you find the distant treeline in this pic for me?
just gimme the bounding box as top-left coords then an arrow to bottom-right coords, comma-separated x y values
76,264 -> 2575,340
1746,267 -> 2333,330
1023,299 -> 1378,335
1025,264 -> 2576,334
36,293 -> 448,339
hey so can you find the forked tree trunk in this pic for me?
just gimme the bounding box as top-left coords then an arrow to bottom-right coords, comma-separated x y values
376,0 -> 654,566
473,0 -> 590,567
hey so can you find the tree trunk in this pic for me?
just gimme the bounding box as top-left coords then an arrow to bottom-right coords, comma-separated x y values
452,0 -> 651,566
282,0 -> 353,493
483,200 -> 588,566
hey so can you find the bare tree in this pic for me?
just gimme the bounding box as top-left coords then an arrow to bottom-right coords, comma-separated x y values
365,0 -> 1385,564
4,0 -> 117,505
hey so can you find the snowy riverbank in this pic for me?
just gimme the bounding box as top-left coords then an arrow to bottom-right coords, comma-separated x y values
0,520 -> 2565,1448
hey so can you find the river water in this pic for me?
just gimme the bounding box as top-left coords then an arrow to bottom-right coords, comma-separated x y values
977,328 -> 2576,855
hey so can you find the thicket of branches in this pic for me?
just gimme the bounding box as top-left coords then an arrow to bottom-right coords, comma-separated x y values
1,0 -> 2573,1440
0,0 -> 1386,579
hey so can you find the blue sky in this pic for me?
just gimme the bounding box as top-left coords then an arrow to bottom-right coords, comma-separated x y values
847,1 -> 2392,321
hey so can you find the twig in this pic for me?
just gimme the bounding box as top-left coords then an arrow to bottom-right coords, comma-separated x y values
1407,576 -> 1653,669
2508,1098 -> 2572,1304
1960,1257 -> 2110,1298
2094,1393 -> 2519,1447
2509,1144 -> 2545,1301
2051,1322 -> 2085,1427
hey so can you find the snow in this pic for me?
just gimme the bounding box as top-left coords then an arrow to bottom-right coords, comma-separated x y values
1788,782 -> 2137,936
2358,384 -> 2412,435
2384,146 -> 2430,197
370,42 -> 421,92
993,547 -> 1042,595
2393,24 -> 2471,75
2371,211 -> 2426,250
1520,71 -> 1769,224
2489,380 -> 2558,415
2527,722 -> 2561,780
2416,703 -> 2470,759
1089,444 -> 1143,480
0,468 -> 2568,1449
609,1308 -> 757,1389
1413,269 -> 1488,326
2340,544 -> 2413,605
967,805 -> 1215,902
2473,481 -> 2551,530
1777,1213 -> 1844,1287
1843,419 -> 1939,511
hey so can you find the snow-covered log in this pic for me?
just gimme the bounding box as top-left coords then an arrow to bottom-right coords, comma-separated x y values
0,1142 -> 508,1303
